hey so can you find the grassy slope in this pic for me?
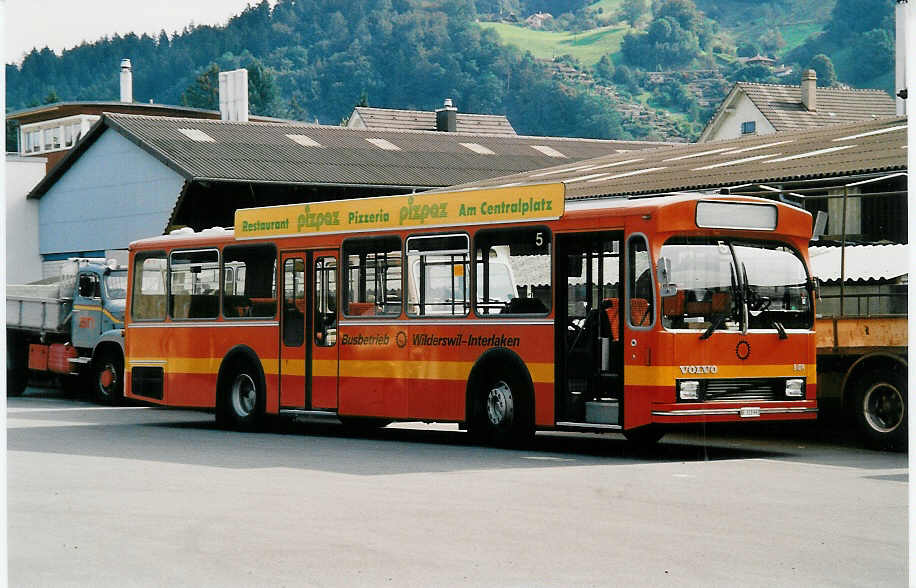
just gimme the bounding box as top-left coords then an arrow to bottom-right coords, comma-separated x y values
477,22 -> 628,66
478,1 -> 832,68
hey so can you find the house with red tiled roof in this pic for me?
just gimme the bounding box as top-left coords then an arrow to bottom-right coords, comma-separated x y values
698,70 -> 896,142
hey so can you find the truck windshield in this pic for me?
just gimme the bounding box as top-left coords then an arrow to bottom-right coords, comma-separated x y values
105,270 -> 128,300
659,237 -> 812,332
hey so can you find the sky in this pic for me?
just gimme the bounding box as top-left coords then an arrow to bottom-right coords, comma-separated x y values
4,0 -> 276,65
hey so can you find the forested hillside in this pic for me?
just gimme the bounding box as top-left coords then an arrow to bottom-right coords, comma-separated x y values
6,0 -> 897,143
6,0 -> 628,141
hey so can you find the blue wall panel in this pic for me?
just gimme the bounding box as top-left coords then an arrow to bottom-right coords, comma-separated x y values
38,129 -> 186,255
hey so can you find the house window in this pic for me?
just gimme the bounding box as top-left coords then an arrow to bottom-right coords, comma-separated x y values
741,121 -> 757,135
19,115 -> 98,155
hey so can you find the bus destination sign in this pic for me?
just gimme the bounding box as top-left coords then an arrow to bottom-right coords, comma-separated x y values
234,183 -> 565,239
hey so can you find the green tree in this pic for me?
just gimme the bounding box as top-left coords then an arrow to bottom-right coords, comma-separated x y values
807,54 -> 837,87
181,63 -> 220,109
848,28 -> 894,84
620,0 -> 649,28
246,59 -> 278,115
593,55 -> 615,84
828,0 -> 893,36
758,29 -> 785,54
736,42 -> 758,58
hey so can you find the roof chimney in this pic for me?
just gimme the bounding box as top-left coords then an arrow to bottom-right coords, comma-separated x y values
119,59 -> 133,103
801,69 -> 817,112
219,68 -> 249,122
435,98 -> 457,132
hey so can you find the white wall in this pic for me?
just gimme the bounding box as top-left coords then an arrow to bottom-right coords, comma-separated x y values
5,155 -> 47,283
703,95 -> 776,142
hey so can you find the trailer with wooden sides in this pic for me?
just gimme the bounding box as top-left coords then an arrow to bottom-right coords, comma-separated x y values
813,271 -> 907,450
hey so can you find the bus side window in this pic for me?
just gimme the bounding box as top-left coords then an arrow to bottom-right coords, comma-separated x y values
169,249 -> 220,320
223,244 -> 277,318
343,236 -> 402,317
406,233 -> 469,317
627,235 -> 654,328
131,252 -> 167,321
474,226 -> 551,316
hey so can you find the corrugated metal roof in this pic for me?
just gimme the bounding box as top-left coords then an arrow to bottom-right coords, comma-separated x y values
350,106 -> 517,135
51,113 -> 665,191
809,244 -> 909,282
432,116 -> 907,200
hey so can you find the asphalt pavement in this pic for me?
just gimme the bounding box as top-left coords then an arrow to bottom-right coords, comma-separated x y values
7,387 -> 908,587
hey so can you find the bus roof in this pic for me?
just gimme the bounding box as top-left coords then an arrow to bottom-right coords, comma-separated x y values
129,187 -> 810,249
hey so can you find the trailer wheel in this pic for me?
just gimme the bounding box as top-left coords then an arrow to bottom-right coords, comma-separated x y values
93,350 -> 124,405
470,369 -> 533,446
216,360 -> 264,431
853,371 -> 906,451
6,333 -> 28,397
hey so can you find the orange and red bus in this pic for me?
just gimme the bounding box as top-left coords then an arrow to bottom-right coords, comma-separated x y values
124,183 -> 818,444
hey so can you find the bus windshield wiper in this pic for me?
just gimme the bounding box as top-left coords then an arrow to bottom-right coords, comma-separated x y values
748,295 -> 788,340
699,313 -> 729,340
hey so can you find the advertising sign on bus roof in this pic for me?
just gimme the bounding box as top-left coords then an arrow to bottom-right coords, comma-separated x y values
234,183 -> 565,239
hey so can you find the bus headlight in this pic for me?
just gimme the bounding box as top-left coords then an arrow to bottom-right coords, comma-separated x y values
679,380 -> 700,400
785,378 -> 805,398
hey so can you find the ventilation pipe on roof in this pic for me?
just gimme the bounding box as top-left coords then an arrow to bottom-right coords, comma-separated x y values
436,98 -> 457,132
119,59 -> 133,103
895,0 -> 908,115
800,69 -> 817,112
219,68 -> 249,122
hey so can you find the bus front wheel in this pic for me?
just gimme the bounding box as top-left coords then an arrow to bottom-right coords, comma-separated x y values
853,372 -> 906,452
217,361 -> 264,431
470,370 -> 533,446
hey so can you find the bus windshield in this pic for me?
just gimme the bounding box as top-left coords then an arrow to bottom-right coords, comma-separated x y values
659,238 -> 811,332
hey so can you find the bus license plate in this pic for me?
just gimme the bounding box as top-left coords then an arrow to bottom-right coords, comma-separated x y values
740,407 -> 761,418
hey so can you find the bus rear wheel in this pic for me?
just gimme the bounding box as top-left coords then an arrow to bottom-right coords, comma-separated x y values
470,370 -> 533,446
854,372 -> 906,451
217,361 -> 264,431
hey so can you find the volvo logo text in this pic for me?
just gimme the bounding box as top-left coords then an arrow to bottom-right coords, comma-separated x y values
679,365 -> 718,374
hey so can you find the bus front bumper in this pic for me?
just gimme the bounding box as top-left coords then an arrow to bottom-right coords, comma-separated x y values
651,403 -> 818,422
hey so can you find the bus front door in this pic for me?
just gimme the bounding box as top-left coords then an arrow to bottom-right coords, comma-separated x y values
279,251 -> 339,411
555,233 -> 624,425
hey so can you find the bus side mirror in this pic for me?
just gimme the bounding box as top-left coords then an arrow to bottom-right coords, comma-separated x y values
657,257 -> 677,297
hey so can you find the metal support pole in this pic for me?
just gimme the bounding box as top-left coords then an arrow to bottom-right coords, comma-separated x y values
839,184 -> 848,317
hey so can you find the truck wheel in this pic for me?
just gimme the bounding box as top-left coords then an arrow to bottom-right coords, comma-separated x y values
216,361 -> 264,431
93,350 -> 124,405
854,372 -> 906,451
470,370 -> 533,446
6,333 -> 28,397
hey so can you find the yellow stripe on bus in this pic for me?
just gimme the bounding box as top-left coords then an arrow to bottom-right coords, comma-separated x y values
129,357 -> 554,383
625,364 -> 817,387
